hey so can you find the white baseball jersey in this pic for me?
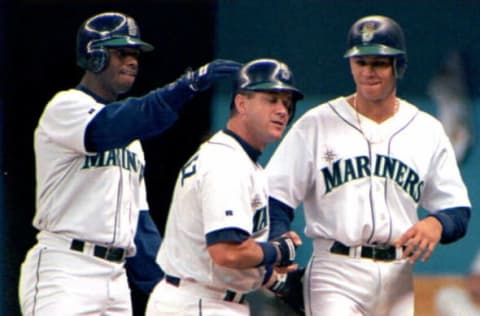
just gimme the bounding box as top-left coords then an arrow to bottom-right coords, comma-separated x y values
157,130 -> 270,293
267,96 -> 471,245
33,88 -> 147,251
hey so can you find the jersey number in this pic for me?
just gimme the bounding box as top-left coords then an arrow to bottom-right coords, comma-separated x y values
181,154 -> 199,186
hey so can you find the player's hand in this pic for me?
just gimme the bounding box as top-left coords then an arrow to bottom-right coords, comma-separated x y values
184,59 -> 242,92
394,216 -> 442,264
282,231 -> 302,247
274,263 -> 299,274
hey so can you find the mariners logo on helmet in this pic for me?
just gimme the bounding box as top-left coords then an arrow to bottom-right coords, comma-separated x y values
344,15 -> 407,78
360,22 -> 377,43
76,12 -> 154,73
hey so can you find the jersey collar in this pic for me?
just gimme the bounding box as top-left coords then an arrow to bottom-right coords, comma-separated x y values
223,128 -> 261,162
76,85 -> 111,105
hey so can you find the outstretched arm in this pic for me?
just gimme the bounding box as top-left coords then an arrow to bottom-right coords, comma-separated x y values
85,60 -> 242,152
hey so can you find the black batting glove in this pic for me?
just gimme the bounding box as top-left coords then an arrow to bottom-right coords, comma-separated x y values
184,59 -> 242,92
269,268 -> 306,316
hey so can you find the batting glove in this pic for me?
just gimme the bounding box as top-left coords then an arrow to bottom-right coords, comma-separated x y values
184,59 -> 242,92
268,268 -> 306,315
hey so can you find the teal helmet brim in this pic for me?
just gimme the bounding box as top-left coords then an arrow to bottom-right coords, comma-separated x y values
93,37 -> 154,52
246,82 -> 304,101
344,44 -> 404,58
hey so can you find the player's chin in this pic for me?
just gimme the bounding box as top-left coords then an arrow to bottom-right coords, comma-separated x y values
268,127 -> 286,141
116,80 -> 135,94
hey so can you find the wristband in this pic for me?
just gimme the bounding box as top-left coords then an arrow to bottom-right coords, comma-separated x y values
258,242 -> 279,266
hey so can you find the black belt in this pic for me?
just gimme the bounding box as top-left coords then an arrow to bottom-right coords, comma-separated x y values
165,274 -> 246,304
330,241 -> 402,262
70,239 -> 127,263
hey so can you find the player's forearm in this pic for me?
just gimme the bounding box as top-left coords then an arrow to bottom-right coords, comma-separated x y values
208,239 -> 265,269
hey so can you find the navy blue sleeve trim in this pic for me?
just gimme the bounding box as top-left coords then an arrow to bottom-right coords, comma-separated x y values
268,197 -> 294,240
125,210 -> 164,294
85,77 -> 196,152
428,206 -> 471,244
205,227 -> 250,246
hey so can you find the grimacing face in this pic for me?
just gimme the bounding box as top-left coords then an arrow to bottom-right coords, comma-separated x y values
349,55 -> 396,103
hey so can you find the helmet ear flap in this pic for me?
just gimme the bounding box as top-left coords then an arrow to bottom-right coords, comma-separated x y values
87,48 -> 109,73
394,56 -> 407,78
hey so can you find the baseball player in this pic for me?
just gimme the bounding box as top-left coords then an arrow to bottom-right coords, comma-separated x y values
145,59 -> 304,316
266,15 -> 471,316
18,11 -> 241,316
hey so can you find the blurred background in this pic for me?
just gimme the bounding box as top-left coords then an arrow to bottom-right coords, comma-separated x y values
2,0 -> 480,315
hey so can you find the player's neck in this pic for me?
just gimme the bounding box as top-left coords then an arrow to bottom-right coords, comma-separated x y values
226,119 -> 265,151
351,93 -> 399,123
79,73 -> 118,103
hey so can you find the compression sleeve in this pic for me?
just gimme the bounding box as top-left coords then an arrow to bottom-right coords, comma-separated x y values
428,206 -> 471,244
85,77 -> 197,152
268,197 -> 294,240
125,210 -> 164,294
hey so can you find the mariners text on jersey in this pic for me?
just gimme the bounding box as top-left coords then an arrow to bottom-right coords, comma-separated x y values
322,153 -> 423,202
81,147 -> 145,181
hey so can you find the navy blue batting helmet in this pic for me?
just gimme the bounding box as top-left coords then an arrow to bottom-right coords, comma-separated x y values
76,12 -> 154,73
232,58 -> 303,121
344,15 -> 407,78
235,58 -> 303,101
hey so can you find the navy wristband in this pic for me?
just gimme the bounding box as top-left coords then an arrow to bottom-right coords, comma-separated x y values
258,242 -> 278,266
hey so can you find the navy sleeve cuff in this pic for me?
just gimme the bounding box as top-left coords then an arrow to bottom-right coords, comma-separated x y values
428,206 -> 471,244
205,227 -> 250,246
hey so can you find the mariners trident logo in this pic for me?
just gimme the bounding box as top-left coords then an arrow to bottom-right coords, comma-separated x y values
360,22 -> 378,43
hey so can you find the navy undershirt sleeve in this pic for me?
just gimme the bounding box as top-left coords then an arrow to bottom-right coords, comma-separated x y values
85,77 -> 196,152
428,206 -> 471,244
268,197 -> 294,240
125,210 -> 164,294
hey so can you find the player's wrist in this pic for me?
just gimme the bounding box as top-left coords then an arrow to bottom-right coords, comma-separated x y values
258,242 -> 279,266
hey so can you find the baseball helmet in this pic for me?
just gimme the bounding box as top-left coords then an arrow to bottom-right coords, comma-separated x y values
344,15 -> 407,78
233,58 -> 304,120
235,58 -> 303,100
76,12 -> 154,73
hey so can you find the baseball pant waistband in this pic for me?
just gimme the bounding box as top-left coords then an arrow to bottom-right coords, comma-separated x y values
164,274 -> 246,304
37,231 -> 127,263
314,239 -> 406,261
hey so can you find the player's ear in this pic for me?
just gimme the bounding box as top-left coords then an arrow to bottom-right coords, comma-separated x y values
234,93 -> 248,114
